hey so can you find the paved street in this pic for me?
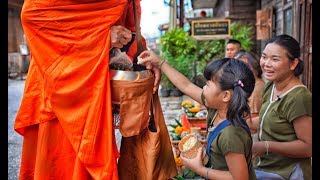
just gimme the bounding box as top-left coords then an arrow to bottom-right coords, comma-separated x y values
7,78 -> 181,179
7,78 -> 123,179
8,79 -> 24,180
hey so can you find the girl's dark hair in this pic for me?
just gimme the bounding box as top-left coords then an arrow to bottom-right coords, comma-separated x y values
234,50 -> 263,78
265,34 -> 303,76
203,58 -> 255,126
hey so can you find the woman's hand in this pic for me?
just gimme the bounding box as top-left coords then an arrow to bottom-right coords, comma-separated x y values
110,25 -> 132,48
138,50 -> 164,67
180,148 -> 204,173
252,141 -> 267,160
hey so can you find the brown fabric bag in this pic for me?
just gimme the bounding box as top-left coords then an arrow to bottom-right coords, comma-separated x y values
117,93 -> 178,180
110,70 -> 154,137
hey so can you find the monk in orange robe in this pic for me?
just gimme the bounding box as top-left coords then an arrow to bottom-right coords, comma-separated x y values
14,0 -> 161,179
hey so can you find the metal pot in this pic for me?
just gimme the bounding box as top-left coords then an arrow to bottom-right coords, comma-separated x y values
110,69 -> 152,81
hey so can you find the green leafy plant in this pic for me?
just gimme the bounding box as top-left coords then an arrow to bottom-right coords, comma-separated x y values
172,175 -> 185,180
193,39 -> 225,83
160,28 -> 196,58
159,28 -> 196,90
192,22 -> 255,84
230,22 -> 255,51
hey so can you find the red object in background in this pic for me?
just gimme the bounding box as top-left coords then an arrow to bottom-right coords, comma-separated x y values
187,117 -> 207,129
181,114 -> 191,129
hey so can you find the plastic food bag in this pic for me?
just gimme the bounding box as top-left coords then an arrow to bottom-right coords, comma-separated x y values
109,48 -> 133,71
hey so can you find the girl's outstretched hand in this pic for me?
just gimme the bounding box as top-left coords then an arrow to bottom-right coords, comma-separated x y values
180,148 -> 204,173
137,50 -> 164,67
137,50 -> 163,94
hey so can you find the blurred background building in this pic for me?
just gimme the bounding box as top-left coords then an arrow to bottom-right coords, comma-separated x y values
8,0 -> 312,90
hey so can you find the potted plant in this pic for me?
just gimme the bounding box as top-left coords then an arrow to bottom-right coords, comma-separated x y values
170,88 -> 183,97
159,28 -> 196,96
159,76 -> 173,97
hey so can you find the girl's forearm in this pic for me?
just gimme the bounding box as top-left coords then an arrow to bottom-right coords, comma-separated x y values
160,62 -> 203,103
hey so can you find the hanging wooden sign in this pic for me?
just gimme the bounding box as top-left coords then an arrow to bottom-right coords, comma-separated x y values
191,18 -> 231,40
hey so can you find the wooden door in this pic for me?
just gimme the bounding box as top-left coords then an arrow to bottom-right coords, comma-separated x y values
296,0 -> 312,92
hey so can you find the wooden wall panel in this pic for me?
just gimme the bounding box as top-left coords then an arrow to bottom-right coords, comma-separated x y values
256,9 -> 272,40
8,8 -> 24,53
299,0 -> 312,91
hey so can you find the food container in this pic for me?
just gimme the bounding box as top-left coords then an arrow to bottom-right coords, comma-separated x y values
178,134 -> 209,165
190,127 -> 201,135
110,69 -> 152,81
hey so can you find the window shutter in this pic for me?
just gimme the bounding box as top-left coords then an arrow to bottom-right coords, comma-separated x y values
256,9 -> 272,40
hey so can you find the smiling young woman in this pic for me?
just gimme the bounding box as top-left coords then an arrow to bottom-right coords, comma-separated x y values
252,34 -> 312,180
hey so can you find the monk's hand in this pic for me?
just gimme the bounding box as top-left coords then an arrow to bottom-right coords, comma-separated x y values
145,63 -> 161,94
110,25 -> 132,48
180,148 -> 204,173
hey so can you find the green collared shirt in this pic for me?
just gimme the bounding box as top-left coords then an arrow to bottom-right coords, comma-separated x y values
254,81 -> 312,180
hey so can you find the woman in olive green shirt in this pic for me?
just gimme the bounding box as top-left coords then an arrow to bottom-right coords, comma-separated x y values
250,34 -> 312,179
139,51 -> 257,179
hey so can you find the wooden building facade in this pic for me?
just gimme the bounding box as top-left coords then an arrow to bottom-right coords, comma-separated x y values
8,0 -> 29,79
200,0 -> 312,92
8,0 -> 24,53
257,0 -> 312,91
9,0 -> 312,90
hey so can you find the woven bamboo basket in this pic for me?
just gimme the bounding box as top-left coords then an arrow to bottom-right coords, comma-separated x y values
178,134 -> 209,165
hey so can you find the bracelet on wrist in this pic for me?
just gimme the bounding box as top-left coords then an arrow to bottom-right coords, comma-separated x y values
159,60 -> 166,69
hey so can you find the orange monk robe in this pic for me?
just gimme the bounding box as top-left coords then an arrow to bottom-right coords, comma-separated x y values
14,0 -> 141,179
